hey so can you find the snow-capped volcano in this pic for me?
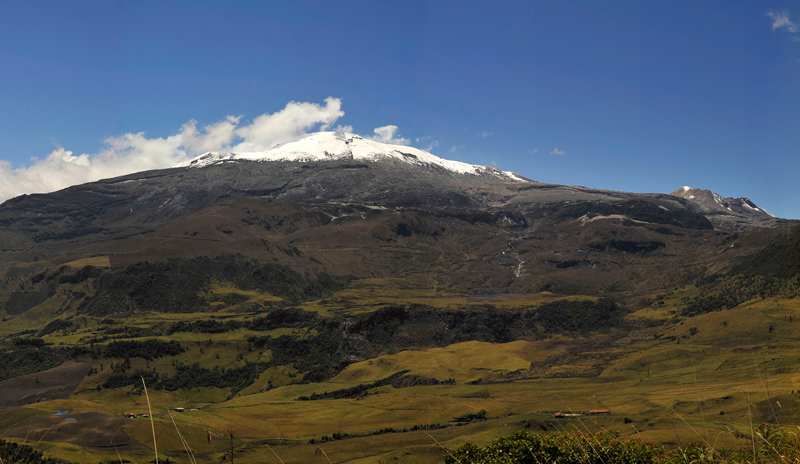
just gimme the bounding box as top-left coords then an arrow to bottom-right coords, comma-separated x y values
176,131 -> 527,182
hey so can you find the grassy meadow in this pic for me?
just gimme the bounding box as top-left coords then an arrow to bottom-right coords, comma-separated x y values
1,273 -> 799,463
2,244 -> 800,464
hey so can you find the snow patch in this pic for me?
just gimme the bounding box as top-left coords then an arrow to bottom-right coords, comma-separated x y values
742,202 -> 760,212
575,214 -> 650,226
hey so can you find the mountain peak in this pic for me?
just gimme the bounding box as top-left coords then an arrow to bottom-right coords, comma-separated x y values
175,131 -> 528,182
669,186 -> 783,231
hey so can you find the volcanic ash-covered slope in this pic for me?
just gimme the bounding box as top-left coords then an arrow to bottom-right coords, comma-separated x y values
0,132 -> 533,247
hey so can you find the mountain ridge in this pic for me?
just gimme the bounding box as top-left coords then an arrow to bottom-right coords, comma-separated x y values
0,133 -> 795,254
669,185 -> 786,231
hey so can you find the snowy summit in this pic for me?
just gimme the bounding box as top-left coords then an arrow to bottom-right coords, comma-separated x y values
175,131 -> 527,182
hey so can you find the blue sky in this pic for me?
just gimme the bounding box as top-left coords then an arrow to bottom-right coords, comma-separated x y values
1,1 -> 799,218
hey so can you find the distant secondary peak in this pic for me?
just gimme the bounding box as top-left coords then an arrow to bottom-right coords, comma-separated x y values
669,186 -> 774,219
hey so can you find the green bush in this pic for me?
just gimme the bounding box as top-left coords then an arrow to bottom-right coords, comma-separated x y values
0,438 -> 71,463
445,430 -> 665,464
445,425 -> 800,464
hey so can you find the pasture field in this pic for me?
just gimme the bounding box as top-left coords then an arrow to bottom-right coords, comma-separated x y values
2,265 -> 800,463
2,296 -> 800,463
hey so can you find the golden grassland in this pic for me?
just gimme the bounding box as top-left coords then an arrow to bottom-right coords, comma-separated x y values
3,276 -> 800,463
300,276 -> 599,317
63,256 -> 112,268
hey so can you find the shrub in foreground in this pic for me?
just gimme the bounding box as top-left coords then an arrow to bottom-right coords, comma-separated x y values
445,430 -> 664,464
444,425 -> 800,464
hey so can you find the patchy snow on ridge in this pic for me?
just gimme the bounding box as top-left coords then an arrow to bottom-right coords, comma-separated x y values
175,131 -> 527,182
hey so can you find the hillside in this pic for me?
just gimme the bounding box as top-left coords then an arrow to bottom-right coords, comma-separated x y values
0,133 -> 799,462
1,200 -> 798,462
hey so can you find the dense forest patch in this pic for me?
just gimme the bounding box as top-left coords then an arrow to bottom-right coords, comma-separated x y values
0,346 -> 89,382
103,339 -> 184,360
102,362 -> 267,393
77,254 -> 351,315
354,299 -> 626,349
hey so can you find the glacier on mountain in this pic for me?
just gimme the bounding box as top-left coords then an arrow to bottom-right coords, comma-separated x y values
175,131 -> 527,182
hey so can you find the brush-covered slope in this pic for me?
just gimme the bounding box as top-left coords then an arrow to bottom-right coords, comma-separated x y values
678,224 -> 800,316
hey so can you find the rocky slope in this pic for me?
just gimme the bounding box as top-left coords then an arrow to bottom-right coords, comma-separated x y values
669,186 -> 793,231
0,132 -> 792,253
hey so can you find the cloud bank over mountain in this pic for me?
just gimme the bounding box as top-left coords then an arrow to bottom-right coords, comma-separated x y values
0,98 -> 410,203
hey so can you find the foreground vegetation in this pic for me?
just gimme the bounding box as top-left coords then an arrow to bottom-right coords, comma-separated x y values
446,426 -> 800,464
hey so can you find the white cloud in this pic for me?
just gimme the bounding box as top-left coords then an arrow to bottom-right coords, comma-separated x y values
332,124 -> 354,133
0,98 -> 346,203
413,135 -> 440,152
551,147 -> 565,156
369,125 -> 409,145
767,11 -> 799,33
232,97 -> 344,152
529,148 -> 539,154
449,146 -> 458,152
180,115 -> 240,154
477,131 -> 492,138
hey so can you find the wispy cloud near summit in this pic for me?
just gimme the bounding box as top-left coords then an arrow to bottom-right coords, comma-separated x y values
0,98 -> 406,203
369,125 -> 409,145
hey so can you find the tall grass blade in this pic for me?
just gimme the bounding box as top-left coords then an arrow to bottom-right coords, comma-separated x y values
167,408 -> 197,464
142,376 -> 159,464
266,443 -> 285,464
